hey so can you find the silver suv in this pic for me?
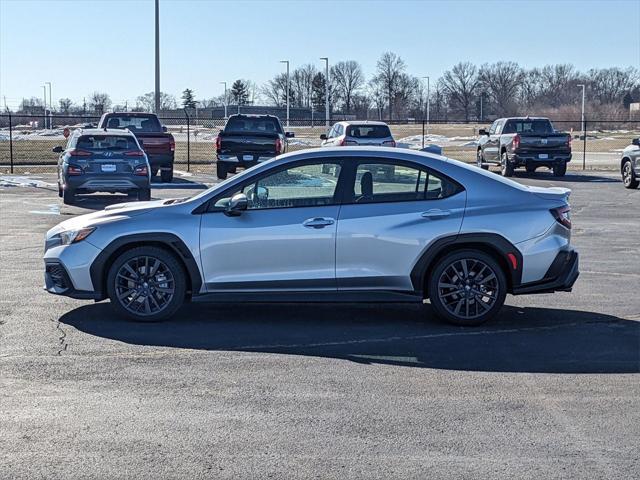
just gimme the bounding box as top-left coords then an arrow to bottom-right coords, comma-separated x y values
320,121 -> 396,147
43,147 -> 579,326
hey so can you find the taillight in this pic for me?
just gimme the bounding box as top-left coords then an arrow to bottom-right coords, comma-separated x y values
383,140 -> 396,147
134,165 -> 149,176
67,164 -> 83,176
169,138 -> 175,152
124,150 -> 144,157
551,206 -> 571,229
275,138 -> 282,154
68,149 -> 92,157
513,134 -> 520,150
215,135 -> 221,153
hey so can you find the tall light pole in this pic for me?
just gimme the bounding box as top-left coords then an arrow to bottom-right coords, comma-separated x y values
577,84 -> 586,170
154,0 -> 160,114
280,60 -> 289,128
422,76 -> 430,135
42,85 -> 48,128
220,82 -> 227,119
320,57 -> 329,127
45,82 -> 52,112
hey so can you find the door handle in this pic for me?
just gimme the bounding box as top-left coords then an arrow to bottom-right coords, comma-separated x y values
421,209 -> 451,219
303,217 -> 335,229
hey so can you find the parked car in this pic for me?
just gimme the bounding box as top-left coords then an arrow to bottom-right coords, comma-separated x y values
215,114 -> 294,180
97,112 -> 175,182
44,147 -> 579,326
320,121 -> 396,147
477,117 -> 572,177
53,128 -> 151,205
620,138 -> 640,189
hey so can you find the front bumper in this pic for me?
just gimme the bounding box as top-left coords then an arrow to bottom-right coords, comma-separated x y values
44,261 -> 101,299
513,250 -> 579,295
43,240 -> 103,299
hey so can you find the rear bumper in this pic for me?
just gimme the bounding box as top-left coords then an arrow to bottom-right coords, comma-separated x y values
65,175 -> 150,192
217,154 -> 276,166
513,250 -> 579,295
512,152 -> 572,167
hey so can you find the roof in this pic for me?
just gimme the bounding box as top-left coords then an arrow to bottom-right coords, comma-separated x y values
500,117 -> 550,121
76,128 -> 136,136
335,120 -> 389,126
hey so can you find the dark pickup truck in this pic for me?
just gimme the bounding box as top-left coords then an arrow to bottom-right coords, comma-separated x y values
98,112 -> 175,182
215,114 -> 294,179
477,117 -> 572,177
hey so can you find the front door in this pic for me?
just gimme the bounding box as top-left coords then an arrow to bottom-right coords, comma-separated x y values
199,160 -> 344,292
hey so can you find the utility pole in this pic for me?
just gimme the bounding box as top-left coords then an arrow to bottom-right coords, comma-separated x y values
280,60 -> 290,128
320,57 -> 329,126
577,84 -> 586,170
154,0 -> 160,114
220,82 -> 227,119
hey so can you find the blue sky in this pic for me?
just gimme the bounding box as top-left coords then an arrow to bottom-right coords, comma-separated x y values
1,0 -> 639,109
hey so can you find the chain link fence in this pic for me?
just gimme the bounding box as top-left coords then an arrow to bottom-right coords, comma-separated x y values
1,113 -> 638,175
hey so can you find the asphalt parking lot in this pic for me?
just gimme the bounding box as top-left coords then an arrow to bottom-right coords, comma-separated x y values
1,169 -> 639,479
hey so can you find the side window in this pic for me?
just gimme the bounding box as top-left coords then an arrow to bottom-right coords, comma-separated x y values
352,162 -> 462,204
336,124 -> 343,136
494,120 -> 503,135
327,126 -> 336,138
489,121 -> 498,135
213,162 -> 342,211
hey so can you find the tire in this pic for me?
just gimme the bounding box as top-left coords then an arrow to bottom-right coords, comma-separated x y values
427,249 -> 507,326
160,167 -> 173,183
552,161 -> 567,177
62,188 -> 75,205
137,188 -> 151,201
525,165 -> 536,174
500,151 -> 514,177
622,160 -> 639,189
106,246 -> 186,322
58,183 -> 63,198
216,162 -> 228,180
476,149 -> 489,170
151,167 -> 158,177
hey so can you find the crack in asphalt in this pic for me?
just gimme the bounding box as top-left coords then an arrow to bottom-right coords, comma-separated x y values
51,317 -> 68,355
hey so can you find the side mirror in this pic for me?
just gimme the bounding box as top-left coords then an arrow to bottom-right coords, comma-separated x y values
285,131 -> 295,138
52,146 -> 63,153
478,129 -> 488,136
162,125 -> 168,132
632,138 -> 640,146
225,193 -> 248,216
320,134 -> 327,140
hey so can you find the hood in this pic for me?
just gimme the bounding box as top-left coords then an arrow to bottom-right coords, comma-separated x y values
46,200 -> 164,239
524,185 -> 571,202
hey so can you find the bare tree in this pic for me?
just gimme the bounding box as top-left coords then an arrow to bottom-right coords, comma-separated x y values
261,73 -> 290,107
331,60 -> 365,114
519,68 -> 543,109
537,64 -> 580,106
372,52 -> 407,119
135,92 -> 176,112
479,61 -> 524,116
587,67 -> 639,105
290,64 -> 317,108
88,91 -> 112,114
440,62 -> 479,121
58,98 -> 73,114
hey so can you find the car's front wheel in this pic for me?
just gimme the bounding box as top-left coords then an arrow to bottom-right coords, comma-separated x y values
622,160 -> 639,189
428,250 -> 507,326
106,246 -> 186,322
476,149 -> 489,170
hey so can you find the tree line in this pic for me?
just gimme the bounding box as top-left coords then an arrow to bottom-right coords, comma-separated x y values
14,53 -> 639,121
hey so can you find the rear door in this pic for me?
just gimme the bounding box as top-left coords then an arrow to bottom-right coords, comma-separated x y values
485,120 -> 503,161
336,159 -> 466,292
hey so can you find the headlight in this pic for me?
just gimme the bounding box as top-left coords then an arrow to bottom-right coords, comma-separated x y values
59,227 -> 96,245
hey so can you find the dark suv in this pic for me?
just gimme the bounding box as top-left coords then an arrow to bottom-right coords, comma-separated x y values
53,128 -> 151,205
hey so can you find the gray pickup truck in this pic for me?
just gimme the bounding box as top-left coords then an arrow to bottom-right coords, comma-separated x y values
477,117 -> 572,177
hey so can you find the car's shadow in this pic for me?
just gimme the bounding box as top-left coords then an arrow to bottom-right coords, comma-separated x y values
509,171 -> 620,183
60,303 -> 640,374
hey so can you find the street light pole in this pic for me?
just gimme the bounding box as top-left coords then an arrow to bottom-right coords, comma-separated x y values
320,57 -> 329,127
280,60 -> 289,128
422,76 -> 430,135
577,84 -> 586,170
220,82 -> 227,119
154,0 -> 160,114
42,85 -> 48,128
46,82 -> 52,112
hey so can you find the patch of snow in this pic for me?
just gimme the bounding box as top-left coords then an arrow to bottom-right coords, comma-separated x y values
0,175 -> 55,188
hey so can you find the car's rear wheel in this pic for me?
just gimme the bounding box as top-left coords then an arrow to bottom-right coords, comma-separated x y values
107,246 -> 186,322
62,188 -> 75,205
553,161 -> 567,177
500,151 -> 514,177
151,167 -> 158,177
428,250 -> 507,326
160,167 -> 173,183
476,149 -> 488,170
216,162 -> 228,180
138,188 -> 151,201
57,183 -> 63,198
622,160 -> 639,189
525,165 -> 536,173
